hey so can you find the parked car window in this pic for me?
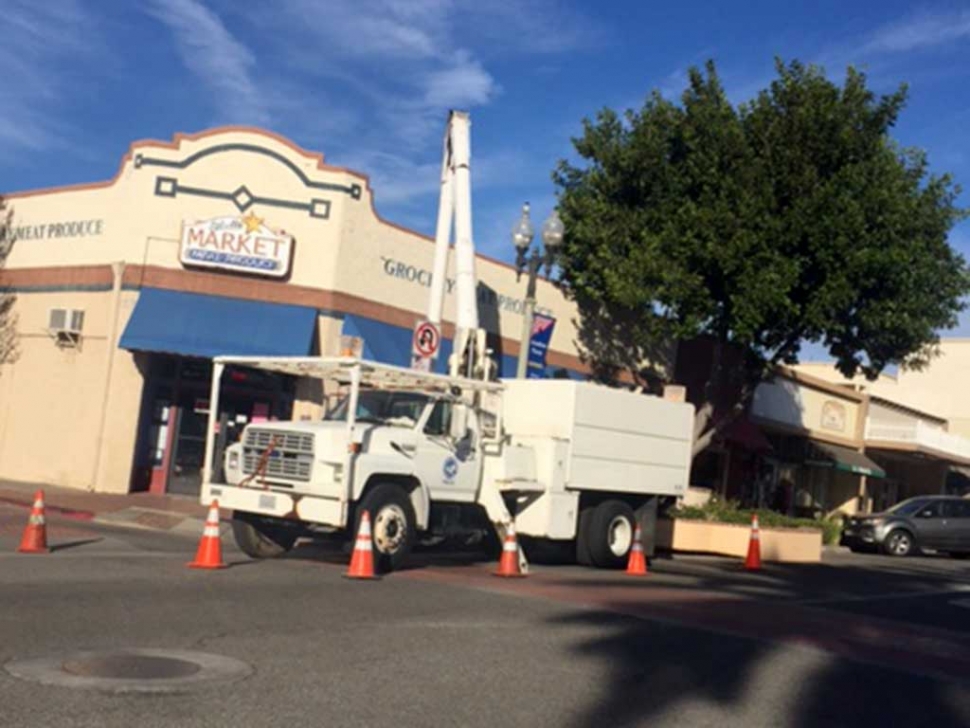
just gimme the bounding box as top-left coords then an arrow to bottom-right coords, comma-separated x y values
944,499 -> 970,518
915,501 -> 941,518
887,498 -> 929,517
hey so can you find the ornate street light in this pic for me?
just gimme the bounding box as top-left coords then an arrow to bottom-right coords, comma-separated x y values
513,202 -> 563,378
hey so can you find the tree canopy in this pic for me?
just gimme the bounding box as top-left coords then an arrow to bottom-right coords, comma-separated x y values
552,58 -> 969,455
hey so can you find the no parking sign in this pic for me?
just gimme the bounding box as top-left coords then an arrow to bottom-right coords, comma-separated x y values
412,320 -> 441,370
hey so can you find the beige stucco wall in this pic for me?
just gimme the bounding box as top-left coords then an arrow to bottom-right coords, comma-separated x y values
6,130 -> 349,294
752,376 -> 861,444
867,400 -> 945,431
796,346 -> 970,435
0,288 -> 142,492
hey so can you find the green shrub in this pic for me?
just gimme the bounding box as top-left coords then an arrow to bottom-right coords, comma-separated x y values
669,496 -> 843,543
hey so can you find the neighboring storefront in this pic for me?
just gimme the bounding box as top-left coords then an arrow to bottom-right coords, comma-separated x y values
692,368 -> 886,518
0,127 -> 590,496
796,358 -> 970,508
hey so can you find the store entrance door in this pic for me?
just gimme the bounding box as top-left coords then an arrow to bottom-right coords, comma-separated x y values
134,355 -> 294,497
167,390 -> 266,496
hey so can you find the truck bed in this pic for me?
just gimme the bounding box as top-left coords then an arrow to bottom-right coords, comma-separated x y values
499,379 -> 694,497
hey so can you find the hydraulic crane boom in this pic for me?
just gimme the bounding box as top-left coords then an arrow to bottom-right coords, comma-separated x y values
427,110 -> 482,378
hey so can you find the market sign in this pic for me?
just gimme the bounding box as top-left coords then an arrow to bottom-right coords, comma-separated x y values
179,213 -> 293,278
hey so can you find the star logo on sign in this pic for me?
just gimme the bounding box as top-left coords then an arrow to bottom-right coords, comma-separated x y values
242,212 -> 263,233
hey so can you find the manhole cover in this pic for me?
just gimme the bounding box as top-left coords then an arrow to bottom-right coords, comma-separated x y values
62,654 -> 202,679
5,649 -> 252,694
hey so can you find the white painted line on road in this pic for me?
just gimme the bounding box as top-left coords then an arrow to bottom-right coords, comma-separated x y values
798,583 -> 970,605
951,598 -> 970,609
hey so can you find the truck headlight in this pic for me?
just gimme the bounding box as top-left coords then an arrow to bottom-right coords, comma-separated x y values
227,450 -> 239,470
317,461 -> 343,482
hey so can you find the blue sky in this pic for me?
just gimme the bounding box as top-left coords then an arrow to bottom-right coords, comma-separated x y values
3,0 -> 970,347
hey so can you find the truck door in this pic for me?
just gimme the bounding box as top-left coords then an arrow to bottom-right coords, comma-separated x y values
413,400 -> 481,502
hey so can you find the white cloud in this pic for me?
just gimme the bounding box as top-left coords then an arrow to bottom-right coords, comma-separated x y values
423,51 -> 499,107
863,10 -> 970,54
0,0 -> 104,157
146,0 -> 269,125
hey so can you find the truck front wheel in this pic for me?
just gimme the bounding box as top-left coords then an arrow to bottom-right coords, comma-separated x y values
231,511 -> 297,559
581,500 -> 636,569
357,484 -> 417,573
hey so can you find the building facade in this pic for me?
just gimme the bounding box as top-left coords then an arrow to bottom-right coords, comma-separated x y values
0,127 -> 591,496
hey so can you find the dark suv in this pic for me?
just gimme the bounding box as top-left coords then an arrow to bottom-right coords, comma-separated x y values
840,495 -> 970,558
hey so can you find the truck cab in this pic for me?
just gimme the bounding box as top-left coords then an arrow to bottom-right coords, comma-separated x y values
206,358 -> 503,571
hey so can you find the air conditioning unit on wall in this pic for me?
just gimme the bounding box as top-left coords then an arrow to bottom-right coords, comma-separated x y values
48,308 -> 85,348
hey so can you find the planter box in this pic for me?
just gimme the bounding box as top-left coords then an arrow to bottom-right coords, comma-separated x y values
656,518 -> 822,563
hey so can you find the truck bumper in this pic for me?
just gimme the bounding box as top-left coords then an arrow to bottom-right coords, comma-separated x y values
202,483 -> 346,528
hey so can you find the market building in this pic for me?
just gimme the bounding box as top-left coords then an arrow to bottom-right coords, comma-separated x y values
0,127 -> 591,496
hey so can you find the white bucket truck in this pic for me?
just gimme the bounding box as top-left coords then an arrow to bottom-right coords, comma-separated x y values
200,355 -> 694,572
198,109 -> 694,571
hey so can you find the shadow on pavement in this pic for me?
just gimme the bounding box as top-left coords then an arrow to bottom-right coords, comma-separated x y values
550,604 -> 970,728
49,537 -> 103,552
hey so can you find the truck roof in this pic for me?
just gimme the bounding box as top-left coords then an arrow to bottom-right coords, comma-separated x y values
213,355 -> 504,395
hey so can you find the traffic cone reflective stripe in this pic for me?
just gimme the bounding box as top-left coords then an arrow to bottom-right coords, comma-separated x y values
345,510 -> 380,580
744,513 -> 762,571
187,501 -> 226,569
493,522 -> 526,578
626,522 -> 648,576
17,490 -> 50,554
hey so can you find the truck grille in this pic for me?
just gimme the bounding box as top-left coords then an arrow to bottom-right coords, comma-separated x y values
242,429 -> 314,482
244,429 -> 314,454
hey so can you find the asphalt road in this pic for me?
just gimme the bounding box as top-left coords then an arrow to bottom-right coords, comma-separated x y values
1,503 -> 969,728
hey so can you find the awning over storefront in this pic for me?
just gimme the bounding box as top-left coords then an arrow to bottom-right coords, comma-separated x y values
119,287 -> 317,358
805,441 -> 886,479
721,418 -> 773,452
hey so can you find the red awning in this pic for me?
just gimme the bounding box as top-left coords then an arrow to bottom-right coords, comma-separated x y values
720,418 -> 773,452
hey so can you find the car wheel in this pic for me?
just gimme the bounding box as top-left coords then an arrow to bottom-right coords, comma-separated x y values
357,484 -> 417,573
883,529 -> 915,557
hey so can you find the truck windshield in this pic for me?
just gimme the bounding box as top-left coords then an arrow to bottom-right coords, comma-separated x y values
325,390 -> 430,427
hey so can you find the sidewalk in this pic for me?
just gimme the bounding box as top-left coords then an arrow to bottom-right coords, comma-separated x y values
0,480 -> 225,536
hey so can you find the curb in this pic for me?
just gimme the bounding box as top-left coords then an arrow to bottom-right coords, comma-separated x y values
93,507 -> 232,536
0,493 -> 226,536
0,496 -> 95,521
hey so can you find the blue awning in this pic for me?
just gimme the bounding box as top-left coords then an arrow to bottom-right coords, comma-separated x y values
119,287 -> 317,358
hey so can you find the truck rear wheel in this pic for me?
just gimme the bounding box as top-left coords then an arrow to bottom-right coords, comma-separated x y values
231,511 -> 297,559
582,500 -> 636,569
357,484 -> 416,573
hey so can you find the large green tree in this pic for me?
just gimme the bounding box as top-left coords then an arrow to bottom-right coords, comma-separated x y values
552,59 -> 969,456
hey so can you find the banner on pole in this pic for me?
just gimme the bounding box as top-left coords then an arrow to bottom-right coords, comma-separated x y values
526,314 -> 556,379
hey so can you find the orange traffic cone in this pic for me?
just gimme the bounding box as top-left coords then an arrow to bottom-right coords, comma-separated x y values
345,510 -> 380,580
17,490 -> 50,554
187,501 -> 226,569
744,513 -> 762,571
493,522 -> 526,578
626,522 -> 648,575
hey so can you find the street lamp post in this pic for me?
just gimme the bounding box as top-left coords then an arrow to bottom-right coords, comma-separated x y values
513,202 -> 564,378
